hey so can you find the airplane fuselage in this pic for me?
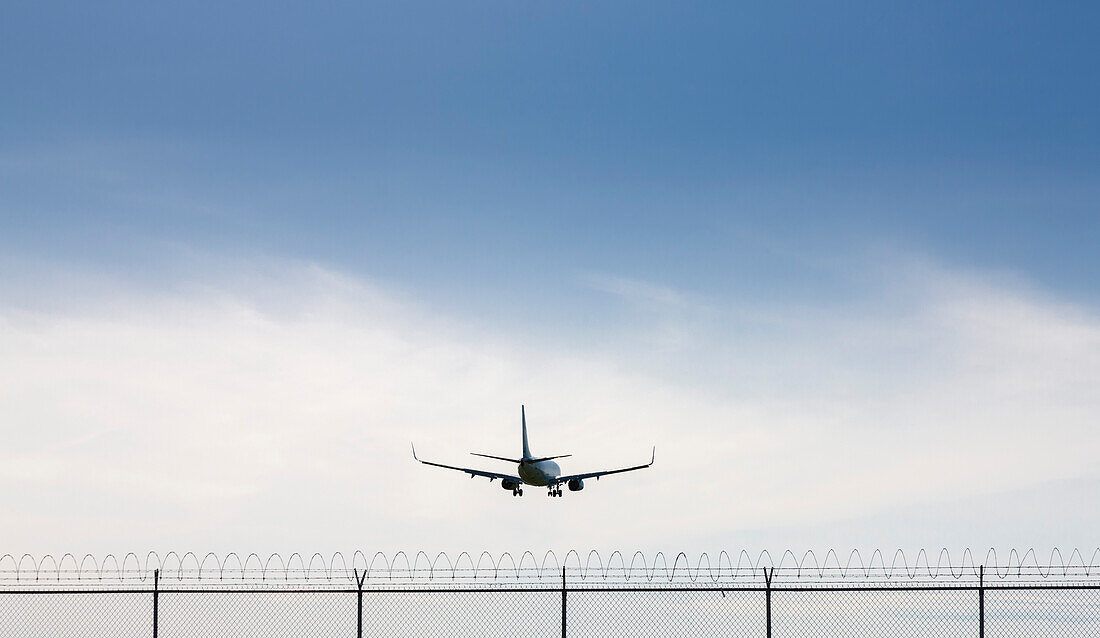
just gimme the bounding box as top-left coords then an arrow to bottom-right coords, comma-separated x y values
518,460 -> 560,486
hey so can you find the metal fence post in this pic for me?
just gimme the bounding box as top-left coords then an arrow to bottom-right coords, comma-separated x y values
355,568 -> 366,638
979,565 -> 985,638
764,567 -> 772,638
152,569 -> 159,638
561,566 -> 567,638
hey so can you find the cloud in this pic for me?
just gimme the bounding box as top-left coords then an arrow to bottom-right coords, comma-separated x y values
0,256 -> 1097,556
583,273 -> 690,309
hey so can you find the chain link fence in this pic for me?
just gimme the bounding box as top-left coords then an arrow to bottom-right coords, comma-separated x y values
2,555 -> 1099,637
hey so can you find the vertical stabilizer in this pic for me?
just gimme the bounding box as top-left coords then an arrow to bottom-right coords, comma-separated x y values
521,405 -> 532,459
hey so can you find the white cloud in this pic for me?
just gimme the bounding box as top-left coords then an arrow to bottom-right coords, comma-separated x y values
583,273 -> 690,309
0,257 -> 1097,557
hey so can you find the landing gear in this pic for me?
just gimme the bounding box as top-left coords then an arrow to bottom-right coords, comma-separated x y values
547,486 -> 562,497
512,488 -> 523,497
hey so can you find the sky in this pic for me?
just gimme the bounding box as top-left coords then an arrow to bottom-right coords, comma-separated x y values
1,1 -> 1098,563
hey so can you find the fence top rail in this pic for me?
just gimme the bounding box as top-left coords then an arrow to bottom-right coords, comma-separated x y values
4,581 -> 1100,594
2,549 -> 1099,585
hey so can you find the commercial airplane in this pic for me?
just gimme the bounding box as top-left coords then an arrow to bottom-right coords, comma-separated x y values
412,405 -> 654,497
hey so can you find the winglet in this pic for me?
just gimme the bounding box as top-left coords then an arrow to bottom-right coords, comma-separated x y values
650,446 -> 656,465
411,443 -> 419,461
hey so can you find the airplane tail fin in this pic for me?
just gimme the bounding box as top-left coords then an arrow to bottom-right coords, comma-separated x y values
521,405 -> 532,459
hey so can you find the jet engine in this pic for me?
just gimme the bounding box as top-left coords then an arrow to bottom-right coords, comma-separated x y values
567,478 -> 584,492
501,479 -> 519,491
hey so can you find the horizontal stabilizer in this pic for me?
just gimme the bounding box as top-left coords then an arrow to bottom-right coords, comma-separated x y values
525,454 -> 571,464
471,452 -> 522,463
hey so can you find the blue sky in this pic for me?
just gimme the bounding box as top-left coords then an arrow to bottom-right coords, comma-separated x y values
4,0 -> 1098,295
1,1 -> 1098,555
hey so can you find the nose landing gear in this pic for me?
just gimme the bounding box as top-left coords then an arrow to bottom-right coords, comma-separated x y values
546,486 -> 563,497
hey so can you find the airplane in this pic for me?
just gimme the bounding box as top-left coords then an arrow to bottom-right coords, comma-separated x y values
411,405 -> 654,497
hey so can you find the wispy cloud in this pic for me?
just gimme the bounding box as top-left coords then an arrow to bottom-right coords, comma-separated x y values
583,273 -> 691,309
0,256 -> 1097,555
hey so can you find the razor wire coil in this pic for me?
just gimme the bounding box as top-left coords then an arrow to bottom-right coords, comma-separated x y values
2,549 -> 1100,585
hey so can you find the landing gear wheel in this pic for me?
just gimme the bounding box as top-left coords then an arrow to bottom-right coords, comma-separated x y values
518,488 -> 523,496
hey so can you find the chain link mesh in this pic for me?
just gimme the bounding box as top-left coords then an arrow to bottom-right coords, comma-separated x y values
569,588 -> 763,637
986,587 -> 1100,637
2,583 -> 1099,636
161,591 -> 353,638
0,591 -> 149,638
360,589 -> 559,637
772,589 -> 977,638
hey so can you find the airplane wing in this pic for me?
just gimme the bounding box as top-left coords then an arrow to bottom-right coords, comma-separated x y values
553,447 -> 655,485
412,445 -> 522,483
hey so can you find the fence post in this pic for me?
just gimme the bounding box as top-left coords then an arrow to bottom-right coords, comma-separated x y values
152,569 -> 159,638
561,566 -> 567,638
764,567 -> 772,638
979,564 -> 984,638
355,568 -> 366,638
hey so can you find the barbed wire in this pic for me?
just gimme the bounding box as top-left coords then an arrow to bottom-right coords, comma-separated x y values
1,549 -> 1098,584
